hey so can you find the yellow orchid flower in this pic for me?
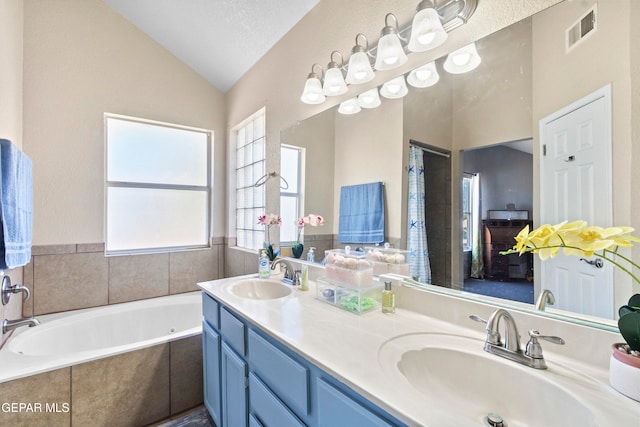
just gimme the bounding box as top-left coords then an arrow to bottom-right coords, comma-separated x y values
502,220 -> 640,288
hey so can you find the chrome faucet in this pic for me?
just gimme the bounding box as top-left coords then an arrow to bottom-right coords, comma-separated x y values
270,258 -> 300,286
535,289 -> 556,311
471,308 -> 565,369
3,317 -> 40,334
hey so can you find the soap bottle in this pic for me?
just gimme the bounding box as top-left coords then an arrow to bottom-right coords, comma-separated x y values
307,247 -> 315,263
381,281 -> 395,314
258,250 -> 271,279
300,265 -> 309,291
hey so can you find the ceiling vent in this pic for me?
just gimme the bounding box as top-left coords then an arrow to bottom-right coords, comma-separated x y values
566,6 -> 597,52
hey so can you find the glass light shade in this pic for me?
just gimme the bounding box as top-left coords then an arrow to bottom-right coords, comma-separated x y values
338,98 -> 361,115
358,88 -> 381,109
443,43 -> 482,74
345,51 -> 375,84
408,7 -> 448,52
374,33 -> 408,71
300,76 -> 326,104
380,76 -> 408,99
407,62 -> 440,88
323,67 -> 348,96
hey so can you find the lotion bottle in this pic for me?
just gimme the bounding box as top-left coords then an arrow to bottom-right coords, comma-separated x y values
381,281 -> 395,314
258,250 -> 271,279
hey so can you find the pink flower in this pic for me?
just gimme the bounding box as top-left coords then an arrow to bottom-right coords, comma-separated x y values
295,213 -> 325,244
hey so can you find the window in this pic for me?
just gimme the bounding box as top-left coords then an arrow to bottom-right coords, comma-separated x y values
235,111 -> 266,250
279,145 -> 304,245
462,174 -> 473,251
105,114 -> 211,255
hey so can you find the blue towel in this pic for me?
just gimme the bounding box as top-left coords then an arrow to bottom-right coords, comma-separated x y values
338,182 -> 384,244
0,139 -> 33,270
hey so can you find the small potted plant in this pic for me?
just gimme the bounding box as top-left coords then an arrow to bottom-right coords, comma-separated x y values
502,220 -> 640,401
258,213 -> 281,261
611,294 -> 640,401
291,214 -> 324,259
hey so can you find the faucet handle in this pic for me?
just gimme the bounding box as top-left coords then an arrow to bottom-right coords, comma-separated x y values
469,314 -> 501,345
525,330 -> 565,358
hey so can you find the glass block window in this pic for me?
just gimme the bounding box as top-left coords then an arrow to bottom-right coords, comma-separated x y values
235,111 -> 266,250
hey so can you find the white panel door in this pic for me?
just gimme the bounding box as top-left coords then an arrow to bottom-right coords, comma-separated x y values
539,85 -> 613,318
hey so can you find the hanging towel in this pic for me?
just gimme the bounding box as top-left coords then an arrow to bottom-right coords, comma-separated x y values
0,139 -> 33,270
338,182 -> 384,244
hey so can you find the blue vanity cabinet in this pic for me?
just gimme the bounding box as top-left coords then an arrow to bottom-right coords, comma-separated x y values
222,341 -> 249,427
201,291 -> 407,427
202,321 -> 222,426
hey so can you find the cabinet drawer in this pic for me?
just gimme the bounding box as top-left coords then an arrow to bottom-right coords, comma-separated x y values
220,307 -> 246,356
202,293 -> 220,329
248,329 -> 309,415
317,378 -> 393,427
249,373 -> 305,427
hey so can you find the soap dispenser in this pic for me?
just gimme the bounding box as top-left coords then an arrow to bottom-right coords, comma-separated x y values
258,250 -> 271,279
382,281 -> 395,314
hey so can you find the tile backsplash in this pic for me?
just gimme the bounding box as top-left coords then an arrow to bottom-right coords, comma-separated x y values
22,239 -> 224,317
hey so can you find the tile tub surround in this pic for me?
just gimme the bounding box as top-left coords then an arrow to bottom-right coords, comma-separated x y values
199,274 -> 640,426
0,336 -> 202,427
21,240 -> 224,317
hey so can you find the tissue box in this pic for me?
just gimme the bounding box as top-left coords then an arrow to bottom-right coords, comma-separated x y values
365,246 -> 410,276
324,249 -> 374,288
316,277 -> 382,314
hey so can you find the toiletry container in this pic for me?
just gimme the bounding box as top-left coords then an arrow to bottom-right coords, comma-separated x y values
258,250 -> 271,279
381,281 -> 395,314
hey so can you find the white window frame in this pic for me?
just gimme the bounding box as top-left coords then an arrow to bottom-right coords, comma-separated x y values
233,109 -> 266,251
462,174 -> 473,252
104,113 -> 212,256
280,144 -> 305,246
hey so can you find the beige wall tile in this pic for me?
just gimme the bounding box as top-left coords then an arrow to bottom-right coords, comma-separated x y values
169,335 -> 203,414
169,247 -> 219,294
108,253 -> 169,304
72,345 -> 170,427
31,245 -> 76,256
0,368 -> 71,427
33,252 -> 108,315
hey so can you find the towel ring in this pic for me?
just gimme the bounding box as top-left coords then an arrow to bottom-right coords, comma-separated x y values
254,171 -> 289,190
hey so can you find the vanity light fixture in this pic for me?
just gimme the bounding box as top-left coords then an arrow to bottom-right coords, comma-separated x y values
407,0 -> 448,52
443,42 -> 481,74
345,34 -> 375,85
374,13 -> 408,71
338,97 -> 362,115
300,63 -> 326,104
358,87 -> 382,109
407,61 -> 440,88
323,51 -> 348,96
380,75 -> 408,99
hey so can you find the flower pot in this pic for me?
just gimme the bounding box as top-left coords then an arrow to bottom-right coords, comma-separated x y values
292,243 -> 304,259
610,343 -> 640,401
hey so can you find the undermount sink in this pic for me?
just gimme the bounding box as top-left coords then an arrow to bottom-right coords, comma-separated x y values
228,278 -> 292,300
379,333 -> 596,427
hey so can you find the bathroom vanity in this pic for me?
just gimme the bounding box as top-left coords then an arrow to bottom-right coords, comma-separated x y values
199,274 -> 640,426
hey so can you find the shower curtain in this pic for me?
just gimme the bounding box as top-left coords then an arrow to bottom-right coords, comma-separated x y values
407,146 -> 432,283
470,173 -> 484,278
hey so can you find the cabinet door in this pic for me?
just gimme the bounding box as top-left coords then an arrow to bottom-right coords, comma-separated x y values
203,321 -> 221,427
222,342 -> 248,427
317,378 -> 393,427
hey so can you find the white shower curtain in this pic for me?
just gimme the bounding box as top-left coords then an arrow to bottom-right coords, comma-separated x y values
407,146 -> 432,283
470,173 -> 484,278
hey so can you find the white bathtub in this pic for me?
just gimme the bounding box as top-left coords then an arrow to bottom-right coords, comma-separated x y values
0,292 -> 202,383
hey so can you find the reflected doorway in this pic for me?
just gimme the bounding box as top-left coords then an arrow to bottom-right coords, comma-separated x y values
460,139 -> 534,304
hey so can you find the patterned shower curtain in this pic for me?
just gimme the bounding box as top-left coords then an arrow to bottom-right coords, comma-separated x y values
470,173 -> 484,278
407,146 -> 432,283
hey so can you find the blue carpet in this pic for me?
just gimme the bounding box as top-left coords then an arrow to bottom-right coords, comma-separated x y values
463,278 -> 534,304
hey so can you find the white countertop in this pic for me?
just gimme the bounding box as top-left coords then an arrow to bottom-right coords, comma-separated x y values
199,273 -> 640,427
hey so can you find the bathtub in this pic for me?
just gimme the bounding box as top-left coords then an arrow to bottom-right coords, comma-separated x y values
0,291 -> 202,383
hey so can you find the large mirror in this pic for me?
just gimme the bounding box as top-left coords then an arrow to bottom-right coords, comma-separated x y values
281,0 -> 639,330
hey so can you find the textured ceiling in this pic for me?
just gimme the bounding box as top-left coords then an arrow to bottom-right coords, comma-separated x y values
104,0 -> 320,92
